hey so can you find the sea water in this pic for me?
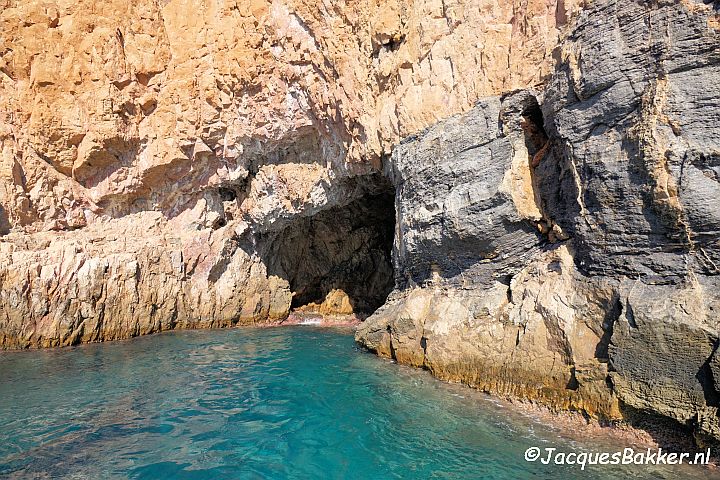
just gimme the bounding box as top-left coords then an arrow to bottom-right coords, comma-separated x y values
0,327 -> 715,479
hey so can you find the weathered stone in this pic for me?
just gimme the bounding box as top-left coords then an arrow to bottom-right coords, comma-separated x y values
359,0 -> 720,443
1,0 -> 719,445
0,0 -> 573,348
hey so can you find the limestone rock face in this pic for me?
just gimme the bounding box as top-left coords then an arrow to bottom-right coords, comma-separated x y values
0,0 -> 573,348
544,0 -> 720,444
358,0 -> 720,443
1,0 -> 720,444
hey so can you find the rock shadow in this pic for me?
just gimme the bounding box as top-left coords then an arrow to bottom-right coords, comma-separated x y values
256,178 -> 396,316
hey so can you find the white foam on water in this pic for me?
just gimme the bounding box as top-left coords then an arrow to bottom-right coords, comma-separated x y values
298,318 -> 322,325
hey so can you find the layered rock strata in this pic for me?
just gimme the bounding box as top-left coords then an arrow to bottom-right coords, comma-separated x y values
1,0 -> 719,445
358,0 -> 720,444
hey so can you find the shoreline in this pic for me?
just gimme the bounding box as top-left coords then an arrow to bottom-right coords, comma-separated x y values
377,354 -> 720,466
0,312 -> 361,353
378,354 -> 720,472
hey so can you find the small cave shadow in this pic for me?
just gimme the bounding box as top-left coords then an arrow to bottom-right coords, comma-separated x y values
696,339 -> 720,409
0,204 -> 10,236
617,401 -> 717,454
521,101 -> 548,160
256,180 -> 396,316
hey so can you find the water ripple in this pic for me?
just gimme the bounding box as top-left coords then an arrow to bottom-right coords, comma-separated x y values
0,328 -> 716,479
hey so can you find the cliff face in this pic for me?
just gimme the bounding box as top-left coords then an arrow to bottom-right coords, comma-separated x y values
1,0 -> 719,443
358,0 -> 720,444
0,0 -> 572,345
0,0 -> 572,232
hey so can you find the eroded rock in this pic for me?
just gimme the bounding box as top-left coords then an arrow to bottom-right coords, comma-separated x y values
358,0 -> 720,443
1,0 -> 719,445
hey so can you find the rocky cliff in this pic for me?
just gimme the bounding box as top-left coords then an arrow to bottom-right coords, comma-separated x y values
1,0 -> 719,445
357,0 -> 720,445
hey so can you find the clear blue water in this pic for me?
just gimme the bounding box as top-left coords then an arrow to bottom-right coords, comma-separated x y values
0,327 -> 715,479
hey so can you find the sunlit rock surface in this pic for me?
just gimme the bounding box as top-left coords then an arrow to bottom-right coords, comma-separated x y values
359,0 -> 720,444
1,0 -> 720,444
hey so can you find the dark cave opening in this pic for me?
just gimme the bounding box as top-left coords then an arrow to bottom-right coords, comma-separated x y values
0,205 -> 9,236
521,101 -> 549,164
261,180 -> 396,316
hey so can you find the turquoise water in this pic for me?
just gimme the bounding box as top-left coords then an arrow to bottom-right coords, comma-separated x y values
0,327 -> 715,479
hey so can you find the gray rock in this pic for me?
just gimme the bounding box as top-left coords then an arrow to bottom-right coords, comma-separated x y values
387,93 -> 545,290
359,0 -> 720,444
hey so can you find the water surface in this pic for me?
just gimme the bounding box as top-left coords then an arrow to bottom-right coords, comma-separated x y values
0,327 -> 715,479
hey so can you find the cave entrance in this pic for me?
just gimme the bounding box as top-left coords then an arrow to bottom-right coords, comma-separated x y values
521,100 -> 549,167
262,179 -> 396,318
